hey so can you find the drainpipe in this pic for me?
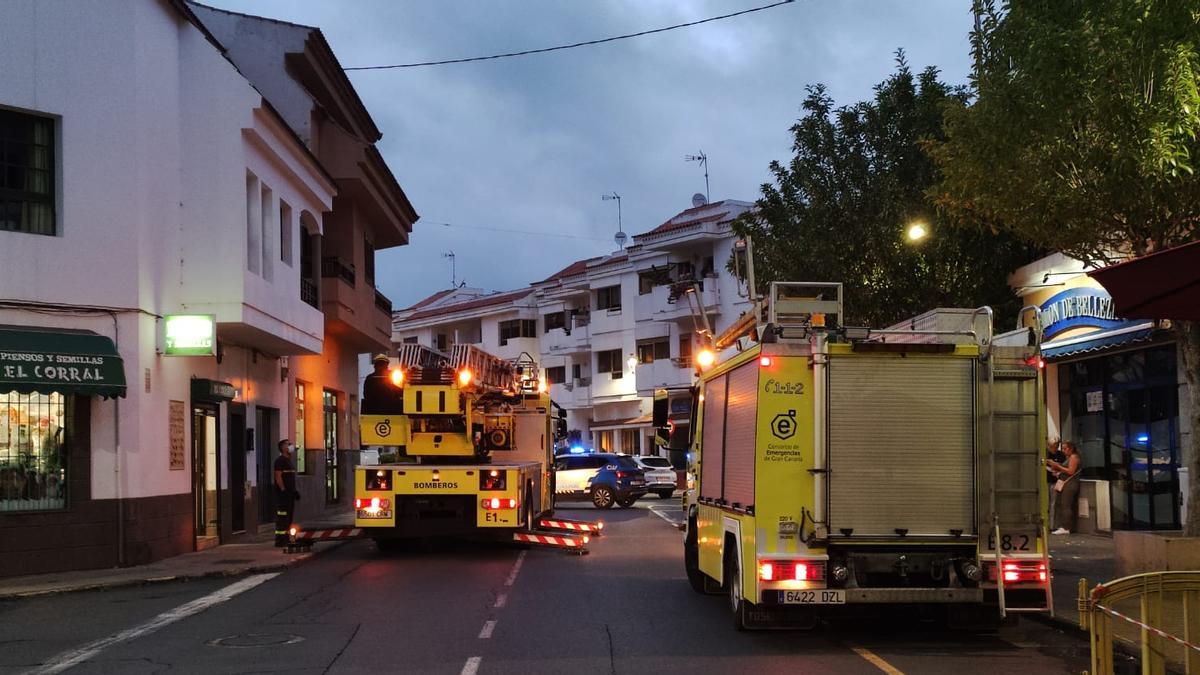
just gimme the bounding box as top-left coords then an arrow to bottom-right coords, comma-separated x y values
109,310 -> 125,567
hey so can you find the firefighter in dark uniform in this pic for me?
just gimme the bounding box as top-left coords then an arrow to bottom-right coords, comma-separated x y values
362,353 -> 403,414
274,439 -> 299,547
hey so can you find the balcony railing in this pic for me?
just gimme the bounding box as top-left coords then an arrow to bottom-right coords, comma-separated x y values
321,256 -> 356,286
374,290 -> 392,314
300,277 -> 319,308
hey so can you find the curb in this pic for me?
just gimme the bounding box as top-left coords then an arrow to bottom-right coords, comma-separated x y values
0,539 -> 349,601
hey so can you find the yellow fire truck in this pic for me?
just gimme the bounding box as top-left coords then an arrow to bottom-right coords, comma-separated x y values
681,282 -> 1052,629
355,344 -> 589,551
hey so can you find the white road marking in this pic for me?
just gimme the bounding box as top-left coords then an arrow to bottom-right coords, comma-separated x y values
648,506 -> 685,527
494,592 -> 508,608
28,573 -> 278,675
851,646 -> 905,675
504,550 -> 527,587
478,620 -> 497,639
461,656 -> 482,675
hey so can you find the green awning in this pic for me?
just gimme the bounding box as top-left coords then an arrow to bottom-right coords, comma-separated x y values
0,325 -> 127,398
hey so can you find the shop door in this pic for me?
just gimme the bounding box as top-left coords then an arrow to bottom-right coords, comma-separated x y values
256,407 -> 279,524
191,405 -> 220,544
323,390 -> 339,504
1105,348 -> 1181,530
228,404 -> 246,534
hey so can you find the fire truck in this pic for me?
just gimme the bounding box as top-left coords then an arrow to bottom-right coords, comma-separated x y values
680,281 -> 1052,629
354,344 -> 592,551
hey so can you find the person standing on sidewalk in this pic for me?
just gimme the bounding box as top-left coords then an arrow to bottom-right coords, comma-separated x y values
1045,438 -> 1065,526
1047,441 -> 1081,534
274,439 -> 300,547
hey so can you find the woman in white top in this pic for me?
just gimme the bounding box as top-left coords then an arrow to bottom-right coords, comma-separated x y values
1046,441 -> 1081,534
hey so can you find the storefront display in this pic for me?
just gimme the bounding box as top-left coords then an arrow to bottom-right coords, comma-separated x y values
0,392 -> 68,511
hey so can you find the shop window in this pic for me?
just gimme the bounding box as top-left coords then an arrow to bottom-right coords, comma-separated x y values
294,382 -> 307,473
597,349 -> 623,379
0,392 -> 67,511
0,109 -> 56,236
621,429 -> 641,454
545,366 -> 566,385
597,431 -> 613,452
323,390 -> 340,504
544,312 -> 566,333
595,285 -> 622,311
636,338 -> 670,364
498,319 -> 536,345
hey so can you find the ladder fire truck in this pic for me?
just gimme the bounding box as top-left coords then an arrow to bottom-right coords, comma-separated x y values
353,344 -> 596,552
679,280 -> 1052,629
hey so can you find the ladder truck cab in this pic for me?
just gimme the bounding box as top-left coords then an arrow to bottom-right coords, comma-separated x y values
357,344 -> 567,550
683,282 -> 1052,629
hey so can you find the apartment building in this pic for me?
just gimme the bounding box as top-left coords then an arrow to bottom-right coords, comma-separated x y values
392,198 -> 752,460
0,0 -> 414,577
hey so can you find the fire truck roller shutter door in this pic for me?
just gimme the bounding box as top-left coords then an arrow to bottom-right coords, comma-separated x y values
700,375 -> 728,501
722,363 -> 758,508
827,356 -> 975,537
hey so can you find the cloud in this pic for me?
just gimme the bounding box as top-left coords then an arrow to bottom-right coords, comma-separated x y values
202,0 -> 973,306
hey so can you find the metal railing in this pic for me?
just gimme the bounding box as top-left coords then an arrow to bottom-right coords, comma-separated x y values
321,256 -> 356,286
374,290 -> 392,314
300,277 -> 319,308
1080,572 -> 1200,674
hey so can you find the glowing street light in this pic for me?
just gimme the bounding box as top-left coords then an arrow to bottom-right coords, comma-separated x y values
905,221 -> 930,243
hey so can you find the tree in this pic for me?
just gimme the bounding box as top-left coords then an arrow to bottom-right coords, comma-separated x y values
931,1 -> 1200,532
733,56 -> 1036,327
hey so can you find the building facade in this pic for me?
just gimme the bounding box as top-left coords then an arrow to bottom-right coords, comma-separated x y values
0,0 -> 413,577
1012,254 -> 1189,532
391,198 -> 753,462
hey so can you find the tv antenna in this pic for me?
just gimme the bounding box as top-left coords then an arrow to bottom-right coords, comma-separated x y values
685,151 -> 710,203
602,192 -> 627,249
442,251 -> 456,287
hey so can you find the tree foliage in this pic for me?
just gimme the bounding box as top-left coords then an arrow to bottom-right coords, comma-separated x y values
931,0 -> 1200,263
733,56 -> 1036,327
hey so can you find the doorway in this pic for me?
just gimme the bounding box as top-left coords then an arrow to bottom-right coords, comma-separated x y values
255,406 -> 280,525
228,403 -> 246,534
191,404 -> 219,547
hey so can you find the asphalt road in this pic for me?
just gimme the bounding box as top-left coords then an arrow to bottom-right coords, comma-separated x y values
2,500 -> 1093,674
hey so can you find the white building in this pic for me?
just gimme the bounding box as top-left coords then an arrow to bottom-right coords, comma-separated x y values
392,198 -> 753,460
0,0 -> 413,577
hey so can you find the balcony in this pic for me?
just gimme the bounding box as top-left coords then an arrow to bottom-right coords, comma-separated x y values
542,325 -> 592,355
636,282 -> 721,322
589,306 -> 626,334
554,378 -> 592,409
635,358 -> 694,396
300,277 -> 319,309
374,290 -> 392,315
322,256 -> 356,286
493,337 -> 540,361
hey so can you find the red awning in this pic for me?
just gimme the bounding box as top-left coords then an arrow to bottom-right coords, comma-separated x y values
1088,241 -> 1200,320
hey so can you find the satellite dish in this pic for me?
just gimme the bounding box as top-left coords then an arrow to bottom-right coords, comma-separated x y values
614,231 -> 628,249
692,193 -> 708,208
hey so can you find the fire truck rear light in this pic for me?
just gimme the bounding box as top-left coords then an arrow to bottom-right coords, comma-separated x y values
481,497 -> 517,510
757,560 -> 825,582
992,560 -> 1048,584
758,563 -> 775,581
795,563 -> 809,581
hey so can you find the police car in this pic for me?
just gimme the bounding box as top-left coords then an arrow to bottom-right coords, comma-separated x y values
553,451 -> 647,509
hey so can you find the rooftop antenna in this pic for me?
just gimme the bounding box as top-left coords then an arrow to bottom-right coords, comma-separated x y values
442,251 -> 456,288
685,151 -> 709,204
602,192 -> 627,249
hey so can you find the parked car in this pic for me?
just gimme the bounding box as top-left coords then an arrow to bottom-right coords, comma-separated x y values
634,455 -> 677,499
553,452 -> 646,509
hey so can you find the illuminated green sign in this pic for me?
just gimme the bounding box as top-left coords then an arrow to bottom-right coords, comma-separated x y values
164,314 -> 215,356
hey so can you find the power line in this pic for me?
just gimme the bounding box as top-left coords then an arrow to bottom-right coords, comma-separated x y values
425,220 -> 614,243
345,0 -> 795,71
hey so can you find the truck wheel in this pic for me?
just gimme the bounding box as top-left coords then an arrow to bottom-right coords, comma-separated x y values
725,545 -> 753,631
657,490 -> 674,499
523,484 -> 535,531
616,497 -> 637,508
591,485 -> 615,509
684,518 -> 707,594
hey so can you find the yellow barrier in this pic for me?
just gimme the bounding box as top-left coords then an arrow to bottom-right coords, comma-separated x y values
1079,571 -> 1200,674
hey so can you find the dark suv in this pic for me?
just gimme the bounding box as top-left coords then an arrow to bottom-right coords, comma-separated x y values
554,453 -> 646,509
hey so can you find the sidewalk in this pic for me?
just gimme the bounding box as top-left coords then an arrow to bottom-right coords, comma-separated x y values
0,506 -> 355,600
1046,531 -> 1117,629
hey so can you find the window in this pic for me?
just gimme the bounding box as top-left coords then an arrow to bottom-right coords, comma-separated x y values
1,392 -> 68,511
636,338 -> 670,364
544,312 -> 566,333
572,363 -> 582,381
679,334 -> 692,367
279,200 -> 293,265
637,267 -> 671,295
621,429 -> 641,454
545,366 -> 566,384
402,336 -> 419,345
499,319 -> 536,345
294,382 -> 307,474
364,238 -> 376,286
323,390 -> 339,504
597,349 -> 623,378
246,172 -> 261,274
595,285 -> 622,311
702,256 -> 715,276
0,109 -> 55,235
436,334 -> 447,351
676,261 -> 695,280
260,184 -> 274,281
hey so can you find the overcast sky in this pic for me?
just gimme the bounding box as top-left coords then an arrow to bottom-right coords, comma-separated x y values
205,0 -> 974,308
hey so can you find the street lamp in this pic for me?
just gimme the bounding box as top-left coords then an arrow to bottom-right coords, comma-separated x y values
905,221 -> 930,244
